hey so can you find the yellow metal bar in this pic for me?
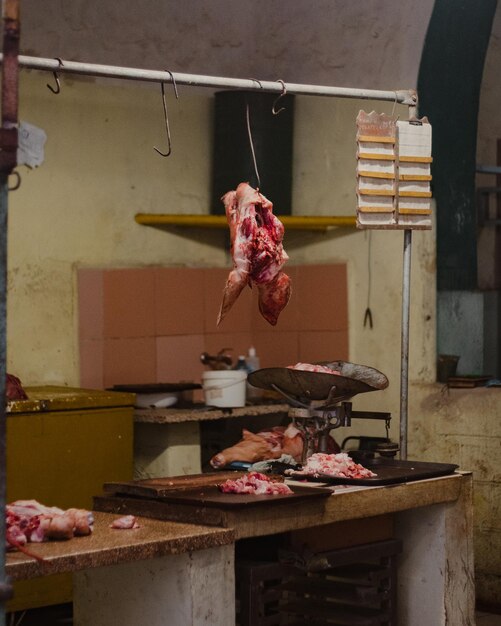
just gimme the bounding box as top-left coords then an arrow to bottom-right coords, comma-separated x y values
399,156 -> 433,163
358,189 -> 395,196
399,191 -> 432,198
358,153 -> 395,161
358,135 -> 396,144
357,170 -> 395,179
398,208 -> 432,215
135,213 -> 357,230
358,206 -> 395,214
399,174 -> 432,181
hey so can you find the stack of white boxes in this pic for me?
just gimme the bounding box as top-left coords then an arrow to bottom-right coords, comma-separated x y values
356,110 -> 433,230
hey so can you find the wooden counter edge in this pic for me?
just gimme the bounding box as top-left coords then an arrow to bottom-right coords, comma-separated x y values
134,403 -> 289,424
8,474 -> 469,580
227,472 -> 468,539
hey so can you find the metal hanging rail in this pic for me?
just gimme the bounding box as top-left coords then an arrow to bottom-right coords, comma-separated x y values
0,53 -> 417,105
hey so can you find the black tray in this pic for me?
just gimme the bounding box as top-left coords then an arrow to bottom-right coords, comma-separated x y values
289,459 -> 459,486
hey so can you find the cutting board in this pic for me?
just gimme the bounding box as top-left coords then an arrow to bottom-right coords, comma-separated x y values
103,472 -> 245,498
139,485 -> 332,509
101,472 -> 332,510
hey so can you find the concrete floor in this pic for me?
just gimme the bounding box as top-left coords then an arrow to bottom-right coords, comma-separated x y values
6,606 -> 501,625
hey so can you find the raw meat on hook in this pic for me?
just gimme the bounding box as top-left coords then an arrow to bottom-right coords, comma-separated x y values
217,182 -> 291,326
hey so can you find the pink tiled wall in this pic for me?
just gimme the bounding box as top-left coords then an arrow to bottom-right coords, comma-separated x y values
78,265 -> 348,390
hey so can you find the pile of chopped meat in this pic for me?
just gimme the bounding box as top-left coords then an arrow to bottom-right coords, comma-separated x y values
6,499 -> 94,556
291,453 -> 377,479
287,363 -> 341,375
218,471 -> 293,495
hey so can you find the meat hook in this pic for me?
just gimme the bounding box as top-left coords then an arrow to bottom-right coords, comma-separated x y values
47,57 -> 64,95
153,70 -> 179,157
249,78 -> 263,90
272,79 -> 287,115
363,307 -> 373,329
391,91 -> 398,118
7,171 -> 21,191
246,102 -> 261,189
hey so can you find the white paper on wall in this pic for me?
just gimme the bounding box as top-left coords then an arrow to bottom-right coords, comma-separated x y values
17,121 -> 47,168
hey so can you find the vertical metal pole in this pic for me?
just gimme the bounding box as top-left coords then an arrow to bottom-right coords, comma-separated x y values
0,174 -> 8,625
399,229 -> 412,460
0,1 -> 19,620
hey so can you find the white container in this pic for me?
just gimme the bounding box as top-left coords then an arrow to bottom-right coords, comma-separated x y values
134,393 -> 179,409
202,370 -> 247,408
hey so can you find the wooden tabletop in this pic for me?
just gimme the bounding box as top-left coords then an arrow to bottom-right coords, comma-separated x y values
134,403 -> 289,424
95,473 -> 468,540
6,511 -> 235,582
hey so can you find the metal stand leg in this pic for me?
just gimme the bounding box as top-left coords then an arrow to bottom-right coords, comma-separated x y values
399,229 -> 412,460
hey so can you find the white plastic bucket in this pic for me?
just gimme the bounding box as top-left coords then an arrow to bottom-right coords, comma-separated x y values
202,370 -> 247,408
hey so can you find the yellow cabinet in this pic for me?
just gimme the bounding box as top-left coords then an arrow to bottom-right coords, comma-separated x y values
6,386 -> 135,611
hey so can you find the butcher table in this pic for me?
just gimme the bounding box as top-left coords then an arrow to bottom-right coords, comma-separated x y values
6,512 -> 235,626
6,472 -> 474,626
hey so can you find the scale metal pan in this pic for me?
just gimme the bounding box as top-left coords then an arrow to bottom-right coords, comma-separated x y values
247,360 -> 389,404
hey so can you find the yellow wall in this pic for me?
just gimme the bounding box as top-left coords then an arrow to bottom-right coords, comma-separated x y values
7,71 -> 436,444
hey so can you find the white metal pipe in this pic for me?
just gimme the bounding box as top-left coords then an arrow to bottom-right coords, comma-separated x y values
0,54 -> 417,105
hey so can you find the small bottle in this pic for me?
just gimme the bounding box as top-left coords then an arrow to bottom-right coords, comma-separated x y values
246,346 -> 262,401
246,346 -> 260,373
234,356 -> 249,371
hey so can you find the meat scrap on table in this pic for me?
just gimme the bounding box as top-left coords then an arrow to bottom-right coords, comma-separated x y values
218,472 -> 293,495
289,453 -> 377,479
6,499 -> 94,560
217,182 -> 291,327
110,515 -> 140,530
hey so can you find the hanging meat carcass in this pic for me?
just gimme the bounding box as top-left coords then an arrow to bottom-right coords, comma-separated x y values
217,182 -> 291,326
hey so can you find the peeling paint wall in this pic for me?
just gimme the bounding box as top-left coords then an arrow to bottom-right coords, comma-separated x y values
20,0 -> 434,87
